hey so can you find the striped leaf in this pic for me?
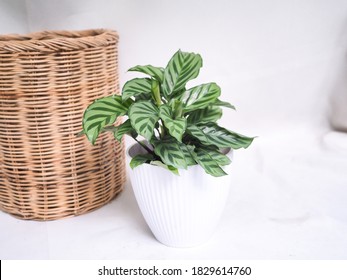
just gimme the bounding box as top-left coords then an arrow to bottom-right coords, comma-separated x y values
129,101 -> 159,140
114,119 -> 137,142
197,147 -> 231,166
169,99 -> 184,117
187,123 -> 254,149
180,83 -> 221,112
213,99 -> 236,110
130,154 -> 155,169
82,95 -> 128,145
159,104 -> 187,142
150,160 -> 179,175
162,50 -> 202,97
180,144 -> 196,166
122,78 -> 152,102
152,137 -> 188,169
187,106 -> 222,124
128,65 -> 164,83
193,148 -> 227,177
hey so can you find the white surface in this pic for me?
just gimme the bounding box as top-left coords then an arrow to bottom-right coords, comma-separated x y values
1,131 -> 347,259
0,0 -> 347,259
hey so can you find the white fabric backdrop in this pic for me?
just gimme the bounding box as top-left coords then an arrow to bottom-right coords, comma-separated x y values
23,0 -> 347,134
0,0 -> 347,259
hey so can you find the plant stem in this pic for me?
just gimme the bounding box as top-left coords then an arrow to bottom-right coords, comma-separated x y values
133,137 -> 153,154
160,125 -> 165,138
152,80 -> 162,107
151,80 -> 165,138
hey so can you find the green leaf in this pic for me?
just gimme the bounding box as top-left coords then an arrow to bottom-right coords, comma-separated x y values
150,161 -> 179,175
213,99 -> 236,110
170,99 -> 184,118
187,106 -> 222,124
159,104 -> 187,142
179,144 -> 196,166
82,95 -> 128,145
187,123 -> 254,149
162,50 -> 203,97
197,147 -> 231,166
128,65 -> 164,83
193,148 -> 227,177
152,137 -> 188,169
180,83 -> 221,112
128,101 -> 159,140
114,119 -> 137,142
130,154 -> 155,169
100,125 -> 117,133
122,78 -> 152,102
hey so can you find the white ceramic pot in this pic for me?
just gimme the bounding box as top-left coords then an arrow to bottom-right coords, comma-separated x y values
126,143 -> 233,248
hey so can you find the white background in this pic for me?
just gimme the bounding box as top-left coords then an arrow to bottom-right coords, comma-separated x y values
0,0 -> 347,259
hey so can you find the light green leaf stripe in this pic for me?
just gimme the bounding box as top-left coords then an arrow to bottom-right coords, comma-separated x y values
122,78 -> 152,102
152,137 -> 188,169
193,149 -> 227,177
159,104 -> 187,142
162,50 -> 202,97
180,83 -> 221,112
187,106 -> 222,124
82,95 -> 128,145
128,65 -> 164,83
187,123 -> 254,149
128,101 -> 159,140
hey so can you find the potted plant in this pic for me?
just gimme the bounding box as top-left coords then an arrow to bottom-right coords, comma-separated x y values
81,50 -> 254,247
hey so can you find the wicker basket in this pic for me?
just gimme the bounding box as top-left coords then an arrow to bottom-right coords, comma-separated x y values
0,29 -> 126,220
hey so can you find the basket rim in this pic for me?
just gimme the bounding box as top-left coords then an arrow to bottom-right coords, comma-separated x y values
0,28 -> 119,53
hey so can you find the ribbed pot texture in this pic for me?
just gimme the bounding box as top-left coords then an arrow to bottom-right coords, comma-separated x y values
127,143 -> 233,247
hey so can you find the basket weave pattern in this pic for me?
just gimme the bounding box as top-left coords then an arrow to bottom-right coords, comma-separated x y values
0,29 -> 125,220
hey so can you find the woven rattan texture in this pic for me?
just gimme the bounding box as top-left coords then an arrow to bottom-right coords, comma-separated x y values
0,29 -> 125,220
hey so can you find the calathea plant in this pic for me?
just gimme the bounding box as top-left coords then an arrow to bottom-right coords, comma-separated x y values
82,50 -> 254,177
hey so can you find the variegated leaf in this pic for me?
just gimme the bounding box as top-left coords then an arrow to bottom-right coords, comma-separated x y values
187,106 -> 222,124
152,137 -> 188,169
180,144 -> 196,166
150,160 -> 179,175
213,99 -> 236,110
197,147 -> 231,166
130,154 -> 155,169
193,148 -> 227,177
159,104 -> 187,142
162,50 -> 202,97
122,78 -> 152,102
180,83 -> 221,112
169,99 -> 184,117
187,123 -> 254,149
128,101 -> 159,140
128,65 -> 164,83
114,119 -> 137,142
82,95 -> 128,145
